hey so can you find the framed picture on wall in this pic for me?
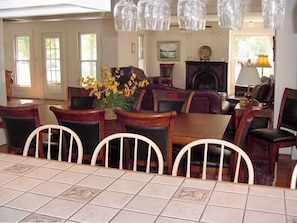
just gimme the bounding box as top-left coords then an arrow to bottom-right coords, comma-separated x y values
157,41 -> 180,61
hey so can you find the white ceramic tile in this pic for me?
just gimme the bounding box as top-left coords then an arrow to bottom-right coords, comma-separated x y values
22,213 -> 65,222
93,167 -> 125,178
20,157 -> 50,166
59,185 -> 101,202
285,199 -> 297,216
0,154 -> 27,163
150,175 -> 184,186
0,160 -> 15,169
173,187 -> 211,204
30,181 -> 72,197
67,164 -> 97,174
287,216 -> 297,223
2,163 -> 37,175
107,178 -> 146,194
6,192 -> 52,212
139,183 -> 178,199
124,195 -> 168,215
36,198 -> 84,219
208,191 -> 247,209
3,176 -> 43,191
244,210 -> 286,223
161,200 -> 205,221
90,190 -> 134,208
43,161 -> 74,170
246,195 -> 285,214
0,187 -> 23,205
249,185 -> 284,198
215,182 -> 249,194
0,172 -> 18,185
111,210 -> 157,223
182,178 -> 216,190
156,216 -> 196,223
200,205 -> 244,223
0,206 -> 30,222
121,171 -> 154,182
77,174 -> 116,189
25,167 -> 61,180
50,171 -> 87,184
285,189 -> 297,200
70,203 -> 119,222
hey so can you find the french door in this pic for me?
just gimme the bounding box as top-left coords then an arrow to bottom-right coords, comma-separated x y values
41,33 -> 66,99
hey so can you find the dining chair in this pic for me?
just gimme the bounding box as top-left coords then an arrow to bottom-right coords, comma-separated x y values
50,106 -> 105,164
248,87 -> 297,174
67,86 -> 98,109
23,124 -> 83,164
133,89 -> 146,111
0,105 -> 43,157
152,89 -> 195,113
114,108 -> 177,174
173,102 -> 259,183
290,163 -> 297,189
172,138 -> 254,184
90,133 -> 164,174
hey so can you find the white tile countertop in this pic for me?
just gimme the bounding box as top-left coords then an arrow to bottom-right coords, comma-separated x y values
0,153 -> 297,223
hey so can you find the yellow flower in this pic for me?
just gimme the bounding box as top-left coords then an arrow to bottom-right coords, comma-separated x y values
80,67 -> 149,111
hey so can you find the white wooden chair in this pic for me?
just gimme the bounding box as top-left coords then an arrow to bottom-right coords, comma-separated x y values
290,163 -> 297,189
23,124 -> 83,164
90,133 -> 164,174
172,138 -> 254,185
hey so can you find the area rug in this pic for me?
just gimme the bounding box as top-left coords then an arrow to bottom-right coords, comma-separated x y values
251,160 -> 277,186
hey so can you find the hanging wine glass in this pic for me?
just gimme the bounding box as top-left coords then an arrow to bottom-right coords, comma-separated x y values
114,0 -> 138,32
262,0 -> 286,29
217,0 -> 244,30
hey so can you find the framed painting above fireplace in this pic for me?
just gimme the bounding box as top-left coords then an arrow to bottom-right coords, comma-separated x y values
157,41 -> 180,61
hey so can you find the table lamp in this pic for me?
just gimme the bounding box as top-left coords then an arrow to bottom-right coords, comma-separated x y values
236,66 -> 261,100
255,55 -> 271,77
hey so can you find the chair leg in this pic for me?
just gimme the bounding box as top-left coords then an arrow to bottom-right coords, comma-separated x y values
268,144 -> 278,175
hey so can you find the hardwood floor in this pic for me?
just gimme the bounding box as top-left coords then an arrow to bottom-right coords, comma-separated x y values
2,97 -> 297,188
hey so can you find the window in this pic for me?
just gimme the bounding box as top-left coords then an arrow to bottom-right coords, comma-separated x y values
234,35 -> 273,81
14,36 -> 31,86
79,33 -> 97,78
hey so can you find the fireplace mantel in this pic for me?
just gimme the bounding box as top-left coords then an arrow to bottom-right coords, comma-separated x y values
185,61 -> 228,93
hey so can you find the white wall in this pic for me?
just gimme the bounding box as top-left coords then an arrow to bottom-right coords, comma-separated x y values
0,19 -> 7,145
274,0 -> 297,158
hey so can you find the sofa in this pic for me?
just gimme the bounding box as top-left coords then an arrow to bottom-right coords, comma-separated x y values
140,84 -> 229,114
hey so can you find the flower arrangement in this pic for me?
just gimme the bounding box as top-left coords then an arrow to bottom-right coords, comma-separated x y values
79,67 -> 149,114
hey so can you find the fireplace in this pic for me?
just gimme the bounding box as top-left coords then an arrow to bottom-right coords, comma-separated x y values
186,61 -> 228,92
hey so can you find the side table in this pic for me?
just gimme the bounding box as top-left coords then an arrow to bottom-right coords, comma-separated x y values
234,103 -> 273,130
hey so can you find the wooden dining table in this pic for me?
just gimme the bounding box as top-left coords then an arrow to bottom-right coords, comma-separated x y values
0,104 -> 231,145
38,105 -> 231,145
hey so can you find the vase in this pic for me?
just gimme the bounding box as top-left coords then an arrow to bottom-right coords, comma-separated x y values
104,108 -> 117,120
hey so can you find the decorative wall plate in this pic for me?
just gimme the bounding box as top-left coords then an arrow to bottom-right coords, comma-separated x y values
198,45 -> 212,61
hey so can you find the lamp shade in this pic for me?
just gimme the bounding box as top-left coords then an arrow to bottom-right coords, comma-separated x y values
236,67 -> 261,86
255,55 -> 271,68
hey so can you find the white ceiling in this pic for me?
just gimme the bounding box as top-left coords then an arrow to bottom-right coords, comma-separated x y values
1,0 -> 263,23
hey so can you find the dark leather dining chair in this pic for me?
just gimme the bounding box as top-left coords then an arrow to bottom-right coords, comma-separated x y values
67,86 -> 98,109
0,105 -> 43,157
186,101 -> 260,182
248,87 -> 297,174
114,109 -> 177,174
152,89 -> 195,113
50,106 -> 105,164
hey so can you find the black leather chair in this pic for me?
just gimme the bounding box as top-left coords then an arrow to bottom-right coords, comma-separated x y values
115,109 -> 177,174
50,106 -> 105,164
248,88 -> 297,174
